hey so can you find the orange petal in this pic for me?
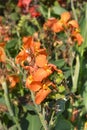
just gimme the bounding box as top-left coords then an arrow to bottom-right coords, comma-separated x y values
15,50 -> 28,64
0,47 -> 6,63
22,36 -> 34,51
72,31 -> 83,46
35,54 -> 47,67
26,80 -> 42,92
37,48 -> 47,56
43,18 -> 57,30
75,33 -> 83,46
34,41 -> 41,50
61,12 -> 71,23
0,42 -> 6,48
52,20 -> 63,33
33,68 -> 52,81
68,20 -> 79,28
7,75 -> 19,88
35,88 -> 51,104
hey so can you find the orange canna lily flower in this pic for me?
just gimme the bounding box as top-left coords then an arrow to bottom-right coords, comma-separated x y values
43,12 -> 71,33
0,47 -> 6,63
35,88 -> 51,104
7,75 -> 19,88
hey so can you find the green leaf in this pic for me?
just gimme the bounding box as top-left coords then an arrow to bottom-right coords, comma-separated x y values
5,39 -> 18,49
23,104 -> 35,111
9,125 -> 18,130
78,3 -> 87,55
21,112 -> 43,130
55,115 -> 73,130
50,59 -> 65,68
9,13 -> 19,21
39,4 -> 48,18
52,5 -> 66,16
0,96 -> 5,105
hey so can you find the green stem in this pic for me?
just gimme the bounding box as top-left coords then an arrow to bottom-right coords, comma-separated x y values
71,0 -> 78,21
31,91 -> 48,130
1,77 -> 21,130
49,111 -> 55,129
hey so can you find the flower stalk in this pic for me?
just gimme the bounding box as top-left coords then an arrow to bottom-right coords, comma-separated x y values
31,91 -> 48,130
1,76 -> 21,130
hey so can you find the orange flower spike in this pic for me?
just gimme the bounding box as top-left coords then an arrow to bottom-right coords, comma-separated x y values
35,88 -> 52,104
7,75 -> 19,88
61,12 -> 71,24
35,54 -> 48,67
0,47 -> 6,63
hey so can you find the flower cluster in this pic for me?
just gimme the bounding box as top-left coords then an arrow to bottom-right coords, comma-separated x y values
17,0 -> 40,17
15,36 -> 62,104
44,12 -> 83,46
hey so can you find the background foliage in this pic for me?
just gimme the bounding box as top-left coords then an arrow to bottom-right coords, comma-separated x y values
0,0 -> 87,130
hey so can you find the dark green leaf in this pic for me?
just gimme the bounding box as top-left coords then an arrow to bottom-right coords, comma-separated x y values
55,115 -> 73,130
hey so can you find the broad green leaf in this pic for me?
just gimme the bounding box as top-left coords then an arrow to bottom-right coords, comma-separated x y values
5,39 -> 18,49
52,5 -> 66,16
55,115 -> 73,130
21,112 -> 43,130
50,59 -> 65,68
9,125 -> 18,130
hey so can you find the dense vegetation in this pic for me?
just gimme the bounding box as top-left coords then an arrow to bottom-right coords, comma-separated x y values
0,0 -> 87,130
